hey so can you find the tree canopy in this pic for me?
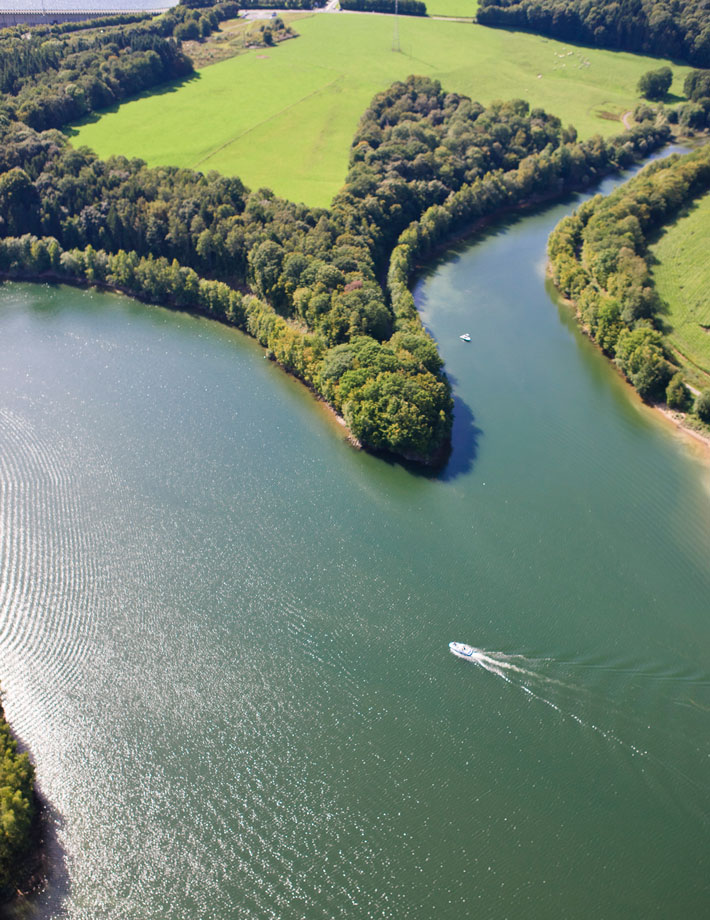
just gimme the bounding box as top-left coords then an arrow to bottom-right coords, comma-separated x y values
638,67 -> 673,101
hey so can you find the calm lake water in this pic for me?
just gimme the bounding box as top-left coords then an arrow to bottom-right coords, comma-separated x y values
2,158 -> 709,919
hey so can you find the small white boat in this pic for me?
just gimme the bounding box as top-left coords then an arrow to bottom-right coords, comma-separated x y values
459,333 -> 471,342
449,641 -> 479,659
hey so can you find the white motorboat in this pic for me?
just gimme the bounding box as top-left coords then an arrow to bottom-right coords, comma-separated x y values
459,333 -> 471,342
449,641 -> 479,659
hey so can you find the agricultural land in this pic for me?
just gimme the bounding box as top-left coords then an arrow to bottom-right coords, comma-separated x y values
651,191 -> 710,388
69,12 -> 692,206
424,0 -> 478,18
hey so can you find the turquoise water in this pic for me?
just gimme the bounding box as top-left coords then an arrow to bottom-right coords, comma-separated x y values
1,162 -> 709,918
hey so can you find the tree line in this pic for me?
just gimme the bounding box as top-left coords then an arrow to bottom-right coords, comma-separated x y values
477,0 -> 710,68
340,0 -> 427,15
548,145 -> 710,418
0,697 -> 36,900
0,1 -> 242,133
386,119 -> 669,329
237,0 -> 319,9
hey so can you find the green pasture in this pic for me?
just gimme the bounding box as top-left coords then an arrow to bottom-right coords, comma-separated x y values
651,192 -> 710,386
426,0 -> 478,18
69,13 -> 691,207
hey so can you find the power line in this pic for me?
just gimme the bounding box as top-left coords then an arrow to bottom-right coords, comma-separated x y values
392,0 -> 400,52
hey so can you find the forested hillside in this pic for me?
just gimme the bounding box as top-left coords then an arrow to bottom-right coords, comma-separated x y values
478,0 -> 710,67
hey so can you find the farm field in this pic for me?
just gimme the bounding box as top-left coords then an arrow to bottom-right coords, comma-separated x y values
69,13 -> 691,206
651,191 -> 710,386
425,0 -> 477,18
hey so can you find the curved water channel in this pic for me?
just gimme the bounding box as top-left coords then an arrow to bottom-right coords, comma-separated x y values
1,152 -> 709,918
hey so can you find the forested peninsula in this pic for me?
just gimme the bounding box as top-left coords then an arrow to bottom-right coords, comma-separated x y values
0,2 -> 673,464
548,144 -> 710,426
478,0 -> 710,68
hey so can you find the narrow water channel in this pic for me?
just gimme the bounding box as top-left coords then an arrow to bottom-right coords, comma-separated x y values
1,151 -> 708,919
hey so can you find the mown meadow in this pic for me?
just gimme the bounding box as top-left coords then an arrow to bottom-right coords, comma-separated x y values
69,12 -> 691,206
424,0 -> 478,18
651,191 -> 710,387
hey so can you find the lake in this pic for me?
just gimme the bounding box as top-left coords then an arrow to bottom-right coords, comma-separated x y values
1,157 -> 709,918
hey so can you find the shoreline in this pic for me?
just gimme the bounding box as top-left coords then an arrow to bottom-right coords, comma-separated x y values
262,349 -> 364,451
4,793 -> 52,913
655,404 -> 710,458
407,178 -> 608,289
404,134 -> 683,298
546,263 -> 710,461
1,273 -> 450,467
0,708 -> 49,915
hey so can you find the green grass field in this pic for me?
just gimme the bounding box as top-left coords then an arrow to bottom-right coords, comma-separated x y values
651,193 -> 710,386
425,0 -> 478,18
69,13 -> 691,207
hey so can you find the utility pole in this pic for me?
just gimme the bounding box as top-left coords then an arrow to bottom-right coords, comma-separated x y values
392,0 -> 400,52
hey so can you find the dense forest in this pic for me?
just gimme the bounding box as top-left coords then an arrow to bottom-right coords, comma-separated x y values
548,144 -> 710,415
0,697 -> 36,899
477,0 -> 710,68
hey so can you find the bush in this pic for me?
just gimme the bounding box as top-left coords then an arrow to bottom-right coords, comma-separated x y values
666,373 -> 691,410
175,20 -> 201,41
679,102 -> 707,131
695,388 -> 710,423
632,103 -> 657,123
638,67 -> 673,101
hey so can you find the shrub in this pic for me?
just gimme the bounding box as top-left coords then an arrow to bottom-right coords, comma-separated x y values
175,20 -> 200,41
666,373 -> 691,411
695,388 -> 710,423
638,67 -> 673,101
679,102 -> 707,130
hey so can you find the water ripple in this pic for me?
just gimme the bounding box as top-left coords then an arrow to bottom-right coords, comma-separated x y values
0,406 -> 100,735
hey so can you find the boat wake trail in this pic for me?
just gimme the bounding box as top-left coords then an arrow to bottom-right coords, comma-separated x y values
452,645 -> 649,757
452,645 -> 568,687
451,644 -> 710,820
